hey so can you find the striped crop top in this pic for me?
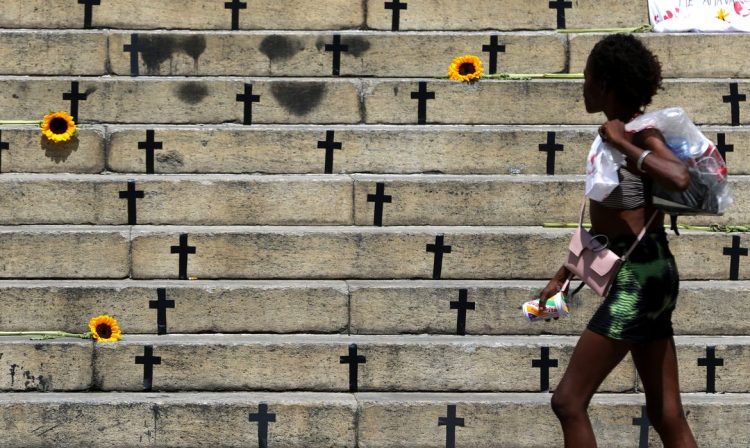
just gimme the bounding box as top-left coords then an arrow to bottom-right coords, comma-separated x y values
595,167 -> 650,209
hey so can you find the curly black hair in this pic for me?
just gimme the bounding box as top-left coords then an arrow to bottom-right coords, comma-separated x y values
587,34 -> 663,110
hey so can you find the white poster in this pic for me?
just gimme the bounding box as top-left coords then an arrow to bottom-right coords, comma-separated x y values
649,0 -> 750,31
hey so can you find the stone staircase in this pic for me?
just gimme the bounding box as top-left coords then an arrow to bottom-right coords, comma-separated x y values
1,1 -> 749,447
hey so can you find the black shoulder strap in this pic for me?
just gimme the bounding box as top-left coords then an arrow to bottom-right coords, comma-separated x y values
671,214 -> 679,235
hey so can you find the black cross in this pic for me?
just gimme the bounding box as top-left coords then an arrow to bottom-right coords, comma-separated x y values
138,130 -> 163,174
324,34 -> 349,76
426,234 -> 452,280
411,81 -> 435,125
723,82 -> 747,126
384,0 -> 408,31
631,405 -> 650,448
697,346 -> 724,393
339,343 -> 366,392
170,233 -> 196,280
716,133 -> 734,162
149,288 -> 175,335
62,81 -> 88,123
119,180 -> 145,225
539,131 -> 564,175
532,346 -> 558,392
723,235 -> 748,281
225,0 -> 247,30
0,131 -> 9,173
317,130 -> 342,174
78,0 -> 101,29
437,404 -> 464,448
134,345 -> 161,391
123,33 -> 142,77
367,182 -> 392,227
482,36 -> 506,75
450,289 -> 475,336
549,0 -> 573,29
236,83 -> 261,125
249,402 -> 276,448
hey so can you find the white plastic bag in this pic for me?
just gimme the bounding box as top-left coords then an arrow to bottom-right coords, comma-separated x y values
585,135 -> 626,201
625,107 -> 732,215
649,0 -> 750,32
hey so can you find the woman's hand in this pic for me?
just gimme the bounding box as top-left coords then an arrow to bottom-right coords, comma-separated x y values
537,273 -> 570,310
598,119 -> 630,149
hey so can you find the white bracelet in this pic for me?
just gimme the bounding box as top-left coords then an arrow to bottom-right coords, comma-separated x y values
636,150 -> 652,173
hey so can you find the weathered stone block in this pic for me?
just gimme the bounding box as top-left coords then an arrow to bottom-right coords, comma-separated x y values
0,338 -> 92,391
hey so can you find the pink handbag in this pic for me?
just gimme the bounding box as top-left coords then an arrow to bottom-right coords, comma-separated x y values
562,196 -> 658,297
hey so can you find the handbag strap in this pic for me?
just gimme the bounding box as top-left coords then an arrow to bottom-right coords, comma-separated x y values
578,195 -> 659,262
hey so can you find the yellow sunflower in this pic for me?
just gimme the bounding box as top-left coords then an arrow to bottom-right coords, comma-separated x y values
89,315 -> 121,342
40,111 -> 76,143
448,55 -> 484,83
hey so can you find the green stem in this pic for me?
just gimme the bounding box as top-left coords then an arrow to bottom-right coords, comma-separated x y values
557,25 -> 652,34
0,331 -> 91,339
483,73 -> 584,80
0,120 -> 41,125
543,223 -> 750,232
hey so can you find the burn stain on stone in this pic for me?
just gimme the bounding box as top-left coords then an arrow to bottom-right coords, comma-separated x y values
9,364 -> 18,386
270,82 -> 327,116
343,36 -> 370,58
137,35 -> 207,74
175,83 -> 209,105
156,151 -> 185,168
260,35 -> 304,62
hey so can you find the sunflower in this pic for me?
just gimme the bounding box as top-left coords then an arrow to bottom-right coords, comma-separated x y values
40,111 -> 76,143
448,55 -> 484,83
89,315 -> 121,342
717,8 -> 730,21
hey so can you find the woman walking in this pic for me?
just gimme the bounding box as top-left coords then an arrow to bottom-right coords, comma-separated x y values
539,34 -> 698,447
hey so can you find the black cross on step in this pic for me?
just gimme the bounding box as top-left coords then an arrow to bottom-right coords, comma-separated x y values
317,130 -> 342,174
135,345 -> 161,391
149,288 -> 175,335
532,346 -> 558,392
138,130 -> 163,174
249,402 -> 276,448
723,235 -> 747,281
426,234 -> 452,280
482,36 -> 506,75
119,180 -> 145,225
411,81 -> 435,125
225,0 -> 247,30
63,81 -> 88,123
237,83 -> 261,125
171,233 -> 197,280
631,405 -> 650,448
450,289 -> 475,336
437,404 -> 464,448
78,0 -> 101,29
123,33 -> 142,77
716,133 -> 734,162
0,131 -> 9,173
384,0 -> 408,31
698,346 -> 724,393
723,82 -> 746,126
367,182 -> 392,227
539,131 -> 564,175
340,343 -> 366,392
325,34 -> 349,76
549,0 -> 573,29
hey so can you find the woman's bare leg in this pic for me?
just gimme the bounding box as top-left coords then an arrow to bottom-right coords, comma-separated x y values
631,336 -> 697,448
551,329 -> 631,448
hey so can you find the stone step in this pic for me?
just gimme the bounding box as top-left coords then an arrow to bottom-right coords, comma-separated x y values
4,0 -> 644,31
0,174 -> 353,225
127,226 -> 749,281
105,124 -> 750,175
0,392 -> 357,447
3,0 -> 364,30
1,173 -> 747,227
2,77 -> 747,125
0,392 -> 746,447
0,31 -> 107,76
0,226 -> 747,280
356,392 -> 750,447
3,334 -> 750,393
4,124 -> 747,176
0,279 -> 744,336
